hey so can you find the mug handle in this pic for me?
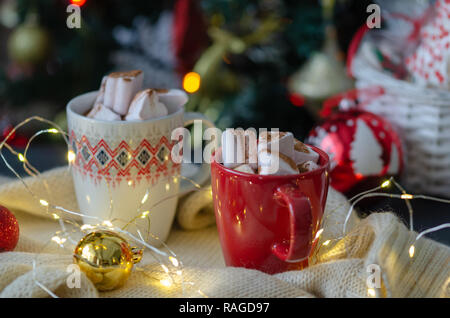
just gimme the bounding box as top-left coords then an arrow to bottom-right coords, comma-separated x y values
272,184 -> 313,263
178,112 -> 215,195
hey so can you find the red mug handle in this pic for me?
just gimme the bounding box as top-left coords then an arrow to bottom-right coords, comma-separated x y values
272,184 -> 313,263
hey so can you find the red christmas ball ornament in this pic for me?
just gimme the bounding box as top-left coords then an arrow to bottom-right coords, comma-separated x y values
307,89 -> 403,195
0,206 -> 19,252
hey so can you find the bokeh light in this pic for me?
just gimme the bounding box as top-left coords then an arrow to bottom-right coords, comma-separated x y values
183,72 -> 201,93
71,0 -> 87,7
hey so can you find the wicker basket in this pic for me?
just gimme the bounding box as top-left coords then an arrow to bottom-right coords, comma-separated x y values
350,47 -> 450,197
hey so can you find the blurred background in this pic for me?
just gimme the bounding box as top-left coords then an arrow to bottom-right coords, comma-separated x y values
0,0 -> 372,144
0,0 -> 448,244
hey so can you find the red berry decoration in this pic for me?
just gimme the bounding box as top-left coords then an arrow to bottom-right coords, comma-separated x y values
307,89 -> 403,196
0,206 -> 19,252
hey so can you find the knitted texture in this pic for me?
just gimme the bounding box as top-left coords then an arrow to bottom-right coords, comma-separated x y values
0,167 -> 448,298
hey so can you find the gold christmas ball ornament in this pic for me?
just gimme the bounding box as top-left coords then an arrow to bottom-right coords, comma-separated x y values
7,21 -> 50,65
73,230 -> 142,291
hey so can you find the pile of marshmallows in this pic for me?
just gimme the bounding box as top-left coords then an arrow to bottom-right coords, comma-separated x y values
87,70 -> 169,121
221,130 -> 320,175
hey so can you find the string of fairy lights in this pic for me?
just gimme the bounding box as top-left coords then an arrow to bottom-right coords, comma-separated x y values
0,116 -> 449,298
310,177 -> 450,297
0,116 -> 213,297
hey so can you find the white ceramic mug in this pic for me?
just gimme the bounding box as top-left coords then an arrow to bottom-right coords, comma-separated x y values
67,90 -> 213,245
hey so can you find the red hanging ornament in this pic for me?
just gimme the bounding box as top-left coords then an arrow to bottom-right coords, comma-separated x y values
173,0 -> 208,75
0,205 -> 19,252
307,87 -> 404,195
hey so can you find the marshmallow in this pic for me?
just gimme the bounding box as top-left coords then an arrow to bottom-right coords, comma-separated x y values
258,131 -> 294,159
297,160 -> 319,173
158,88 -> 188,110
258,149 -> 299,175
94,76 -> 107,105
87,103 -> 121,121
221,128 -> 258,169
125,89 -> 168,121
234,164 -> 256,174
244,129 -> 258,170
293,139 -> 319,165
104,70 -> 143,115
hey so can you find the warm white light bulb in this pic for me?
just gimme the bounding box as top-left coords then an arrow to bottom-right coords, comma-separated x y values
81,224 -> 94,231
67,150 -> 76,163
409,245 -> 415,258
160,278 -> 172,287
102,220 -> 113,227
169,256 -> 179,267
51,236 -> 66,245
315,229 -> 324,240
381,180 -> 390,188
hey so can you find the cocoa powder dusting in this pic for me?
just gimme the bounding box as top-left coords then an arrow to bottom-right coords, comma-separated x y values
297,162 -> 309,173
108,70 -> 142,78
278,152 -> 298,171
294,140 -> 310,153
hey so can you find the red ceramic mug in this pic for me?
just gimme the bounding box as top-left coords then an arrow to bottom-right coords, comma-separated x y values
211,145 -> 330,274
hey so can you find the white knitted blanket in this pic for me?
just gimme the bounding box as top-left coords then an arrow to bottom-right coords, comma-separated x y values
0,167 -> 448,298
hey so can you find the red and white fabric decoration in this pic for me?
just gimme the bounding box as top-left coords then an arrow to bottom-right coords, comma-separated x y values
406,0 -> 450,88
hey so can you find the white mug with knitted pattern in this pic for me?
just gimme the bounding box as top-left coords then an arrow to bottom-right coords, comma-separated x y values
67,90 -> 213,245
